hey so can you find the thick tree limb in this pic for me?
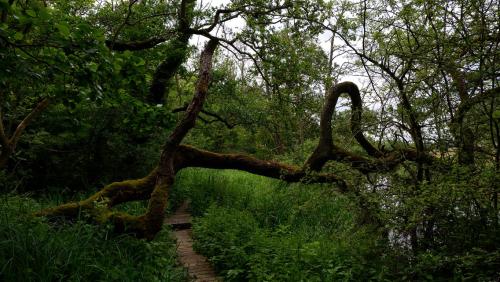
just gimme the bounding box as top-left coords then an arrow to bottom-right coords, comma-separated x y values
38,20 -> 445,240
455,86 -> 500,125
142,39 -> 220,238
148,0 -> 196,104
35,169 -> 158,218
37,39 -> 220,239
308,82 -> 404,171
37,75 -> 438,238
106,36 -> 170,51
323,82 -> 383,158
447,59 -> 500,164
9,98 -> 49,149
173,145 -> 347,188
162,40 -> 219,150
305,81 -> 437,174
148,36 -> 191,104
38,76 -> 439,239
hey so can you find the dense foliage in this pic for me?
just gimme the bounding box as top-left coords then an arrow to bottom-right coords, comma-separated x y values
0,196 -> 186,281
174,169 -> 499,281
175,169 -> 385,281
0,0 -> 498,280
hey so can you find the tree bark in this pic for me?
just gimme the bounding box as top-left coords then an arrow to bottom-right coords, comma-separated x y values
37,40 -> 443,240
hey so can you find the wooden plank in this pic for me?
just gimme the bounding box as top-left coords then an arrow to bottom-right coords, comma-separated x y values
165,201 -> 222,281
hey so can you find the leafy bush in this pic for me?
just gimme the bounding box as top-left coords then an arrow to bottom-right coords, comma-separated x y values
0,89 -> 173,195
377,165 -> 500,280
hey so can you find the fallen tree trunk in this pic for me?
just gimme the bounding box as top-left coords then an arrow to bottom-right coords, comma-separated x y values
37,39 -> 220,239
37,39 -> 437,239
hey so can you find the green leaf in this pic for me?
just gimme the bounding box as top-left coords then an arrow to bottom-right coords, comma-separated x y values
38,7 -> 50,20
26,9 -> 36,17
113,62 -> 122,73
87,62 -> 98,73
134,58 -> 145,67
56,22 -> 70,38
493,110 -> 500,120
13,32 -> 23,40
122,50 -> 133,59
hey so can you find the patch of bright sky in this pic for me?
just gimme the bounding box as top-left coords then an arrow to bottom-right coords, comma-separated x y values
192,0 -> 363,84
190,0 -> 393,131
196,1 -> 413,143
199,0 -> 333,48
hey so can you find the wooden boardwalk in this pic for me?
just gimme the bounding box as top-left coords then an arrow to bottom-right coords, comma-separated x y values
166,202 -> 220,282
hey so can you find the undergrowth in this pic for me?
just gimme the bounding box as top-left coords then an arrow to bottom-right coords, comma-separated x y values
172,168 -> 500,281
0,195 -> 187,282
172,168 -> 387,281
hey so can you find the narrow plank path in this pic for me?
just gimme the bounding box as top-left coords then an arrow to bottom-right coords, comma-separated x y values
166,202 -> 221,282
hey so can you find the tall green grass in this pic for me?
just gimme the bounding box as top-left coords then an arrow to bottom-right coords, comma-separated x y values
172,168 -> 387,281
0,195 -> 187,282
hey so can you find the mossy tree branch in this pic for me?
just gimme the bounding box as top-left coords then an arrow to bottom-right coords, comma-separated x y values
37,73 -> 436,239
147,0 -> 196,104
106,36 -> 171,51
37,5 -> 446,239
37,39 -> 220,239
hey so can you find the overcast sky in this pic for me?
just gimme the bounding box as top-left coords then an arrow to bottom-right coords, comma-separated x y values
187,0 -> 391,138
191,0 -> 342,73
193,0 -> 334,49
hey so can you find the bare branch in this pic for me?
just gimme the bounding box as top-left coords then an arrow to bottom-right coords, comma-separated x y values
172,104 -> 236,129
9,98 -> 50,150
109,0 -> 140,50
197,6 -> 249,33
